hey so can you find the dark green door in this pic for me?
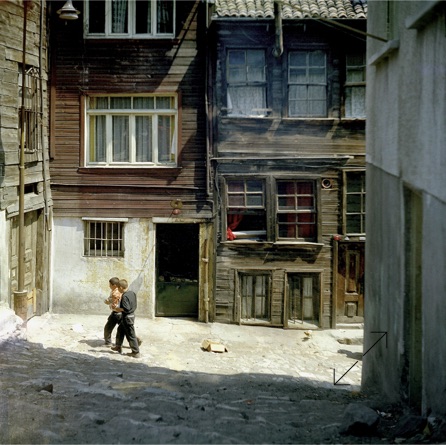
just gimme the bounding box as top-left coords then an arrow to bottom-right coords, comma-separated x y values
155,224 -> 199,317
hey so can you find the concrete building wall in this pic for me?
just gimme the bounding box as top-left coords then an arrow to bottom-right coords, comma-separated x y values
52,217 -> 156,316
363,0 -> 446,417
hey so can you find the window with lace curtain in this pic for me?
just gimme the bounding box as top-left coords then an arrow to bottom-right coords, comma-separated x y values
344,53 -> 366,118
288,50 -> 327,117
85,0 -> 175,38
85,95 -> 178,167
226,49 -> 268,117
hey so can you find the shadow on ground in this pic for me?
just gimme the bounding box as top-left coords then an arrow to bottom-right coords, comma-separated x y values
0,337 -> 412,445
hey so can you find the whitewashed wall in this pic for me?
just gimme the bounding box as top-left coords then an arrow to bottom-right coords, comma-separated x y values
51,217 -> 156,316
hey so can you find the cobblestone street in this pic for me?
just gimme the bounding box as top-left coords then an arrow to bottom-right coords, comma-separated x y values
0,314 -> 399,444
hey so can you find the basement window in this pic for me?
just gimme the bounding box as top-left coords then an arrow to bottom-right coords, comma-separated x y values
83,220 -> 125,257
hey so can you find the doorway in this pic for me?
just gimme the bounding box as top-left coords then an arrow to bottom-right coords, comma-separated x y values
155,223 -> 199,317
335,241 -> 365,324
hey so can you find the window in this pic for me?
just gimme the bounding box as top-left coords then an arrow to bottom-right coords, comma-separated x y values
84,220 -> 124,257
239,273 -> 271,322
277,180 -> 317,241
85,0 -> 175,38
226,179 -> 266,240
287,273 -> 320,325
226,49 -> 267,116
344,53 -> 366,118
18,66 -> 41,153
288,50 -> 327,117
344,171 -> 366,234
224,177 -> 319,243
86,95 -> 177,167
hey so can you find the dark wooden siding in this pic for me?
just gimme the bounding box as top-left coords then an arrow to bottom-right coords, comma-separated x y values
49,0 -> 210,218
209,19 -> 366,328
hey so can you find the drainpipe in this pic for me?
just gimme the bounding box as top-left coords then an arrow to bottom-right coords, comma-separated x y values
14,0 -> 29,322
273,0 -> 283,58
202,237 -> 209,323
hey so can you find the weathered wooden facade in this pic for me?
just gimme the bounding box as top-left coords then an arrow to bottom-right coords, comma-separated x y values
0,1 -> 52,319
48,0 -> 213,319
206,0 -> 367,328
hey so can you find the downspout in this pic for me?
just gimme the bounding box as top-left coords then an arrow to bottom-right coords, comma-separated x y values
14,0 -> 29,322
273,0 -> 283,58
40,0 -> 53,314
40,0 -> 51,230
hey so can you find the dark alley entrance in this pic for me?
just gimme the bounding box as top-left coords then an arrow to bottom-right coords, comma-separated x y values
155,223 -> 199,317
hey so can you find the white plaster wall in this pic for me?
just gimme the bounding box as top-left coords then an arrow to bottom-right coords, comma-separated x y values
365,0 -> 446,417
51,217 -> 155,316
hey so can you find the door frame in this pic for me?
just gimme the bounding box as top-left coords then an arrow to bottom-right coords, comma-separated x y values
152,218 -> 213,322
332,238 -> 365,328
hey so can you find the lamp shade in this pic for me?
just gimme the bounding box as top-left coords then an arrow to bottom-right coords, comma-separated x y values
57,0 -> 80,20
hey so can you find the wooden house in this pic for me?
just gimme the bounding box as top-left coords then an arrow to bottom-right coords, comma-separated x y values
48,0 -> 213,319
0,1 -> 52,320
206,0 -> 367,328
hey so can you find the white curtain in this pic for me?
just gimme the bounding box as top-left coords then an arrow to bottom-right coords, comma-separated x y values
112,0 -> 128,33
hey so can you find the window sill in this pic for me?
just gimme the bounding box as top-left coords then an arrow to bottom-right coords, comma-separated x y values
78,166 -> 181,174
221,240 -> 324,251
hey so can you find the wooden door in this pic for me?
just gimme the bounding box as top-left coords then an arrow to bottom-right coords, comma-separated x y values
336,242 -> 365,324
10,210 -> 42,319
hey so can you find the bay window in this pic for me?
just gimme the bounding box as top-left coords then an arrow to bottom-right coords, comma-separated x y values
86,95 -> 177,167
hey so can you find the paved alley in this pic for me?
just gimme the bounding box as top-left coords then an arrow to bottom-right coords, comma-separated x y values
0,314 -> 400,444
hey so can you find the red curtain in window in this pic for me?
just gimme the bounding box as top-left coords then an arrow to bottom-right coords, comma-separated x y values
227,214 -> 243,240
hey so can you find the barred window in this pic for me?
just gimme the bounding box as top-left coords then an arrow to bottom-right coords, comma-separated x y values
84,221 -> 124,257
18,66 -> 41,153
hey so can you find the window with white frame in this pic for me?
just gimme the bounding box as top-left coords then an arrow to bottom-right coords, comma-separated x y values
226,49 -> 267,117
84,220 -> 124,257
277,180 -> 317,241
288,50 -> 327,117
344,170 -> 366,234
86,95 -> 177,167
85,0 -> 175,38
344,53 -> 366,118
